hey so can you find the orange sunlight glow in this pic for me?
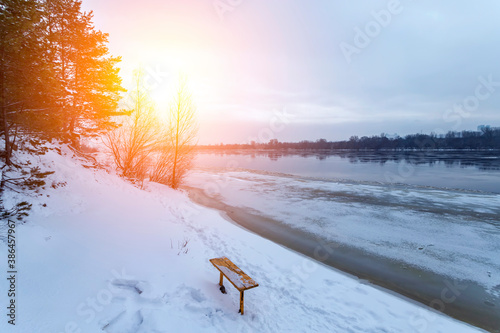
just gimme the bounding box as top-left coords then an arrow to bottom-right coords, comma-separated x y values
128,45 -> 226,126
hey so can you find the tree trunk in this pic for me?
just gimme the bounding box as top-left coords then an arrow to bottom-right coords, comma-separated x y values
1,104 -> 10,166
0,37 -> 11,166
172,101 -> 181,189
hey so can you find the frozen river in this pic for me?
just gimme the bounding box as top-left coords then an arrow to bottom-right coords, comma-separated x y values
185,150 -> 500,331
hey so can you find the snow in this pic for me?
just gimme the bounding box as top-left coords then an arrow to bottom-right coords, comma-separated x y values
0,144 -> 486,332
185,170 -> 500,293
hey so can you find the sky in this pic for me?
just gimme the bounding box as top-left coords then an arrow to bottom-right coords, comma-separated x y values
81,0 -> 500,144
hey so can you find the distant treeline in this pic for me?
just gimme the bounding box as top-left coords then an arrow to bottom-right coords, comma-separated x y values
203,128 -> 500,151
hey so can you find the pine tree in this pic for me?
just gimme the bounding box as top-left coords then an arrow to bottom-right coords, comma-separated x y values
43,0 -> 125,141
0,0 -> 44,165
0,0 -> 125,162
68,9 -> 124,136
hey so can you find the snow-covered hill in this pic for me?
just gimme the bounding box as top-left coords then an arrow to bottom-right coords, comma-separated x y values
0,144 -> 485,332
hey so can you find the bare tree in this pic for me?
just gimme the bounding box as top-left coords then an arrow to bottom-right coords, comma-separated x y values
104,69 -> 158,181
150,76 -> 198,189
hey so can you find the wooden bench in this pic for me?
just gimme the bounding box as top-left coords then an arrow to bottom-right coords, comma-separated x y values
209,257 -> 259,315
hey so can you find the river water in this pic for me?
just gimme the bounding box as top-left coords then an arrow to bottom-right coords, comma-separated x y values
193,150 -> 500,193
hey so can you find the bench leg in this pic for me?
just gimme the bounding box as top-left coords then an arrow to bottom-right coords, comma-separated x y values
219,272 -> 227,294
239,291 -> 244,315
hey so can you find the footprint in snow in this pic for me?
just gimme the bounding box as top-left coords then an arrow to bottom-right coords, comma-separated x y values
100,279 -> 164,332
102,310 -> 144,333
189,287 -> 207,303
111,279 -> 144,295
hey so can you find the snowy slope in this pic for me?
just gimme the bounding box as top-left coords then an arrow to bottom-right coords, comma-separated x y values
0,145 -> 485,333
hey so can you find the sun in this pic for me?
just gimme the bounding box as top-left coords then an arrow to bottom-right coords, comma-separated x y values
120,39 -> 227,125
147,49 -> 216,119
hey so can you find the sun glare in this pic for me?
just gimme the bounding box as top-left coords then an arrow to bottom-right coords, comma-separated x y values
125,45 -> 217,120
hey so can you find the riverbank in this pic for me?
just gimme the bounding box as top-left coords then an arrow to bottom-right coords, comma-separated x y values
183,183 -> 500,332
